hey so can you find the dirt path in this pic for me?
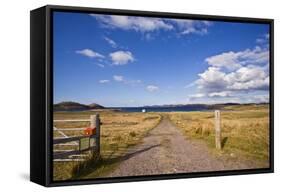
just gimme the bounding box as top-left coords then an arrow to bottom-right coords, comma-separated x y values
107,115 -> 228,177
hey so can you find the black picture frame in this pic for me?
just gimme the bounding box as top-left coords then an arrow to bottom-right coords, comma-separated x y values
30,4 -> 274,187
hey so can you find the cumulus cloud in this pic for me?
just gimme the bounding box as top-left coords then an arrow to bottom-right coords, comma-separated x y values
225,67 -> 268,90
109,51 -> 135,65
226,66 -> 267,83
113,75 -> 124,82
146,85 -> 159,92
205,46 -> 269,70
196,67 -> 228,92
188,45 -> 270,103
76,49 -> 105,58
228,76 -> 269,91
205,52 -> 242,70
104,36 -> 117,48
99,80 -> 110,83
196,65 -> 269,93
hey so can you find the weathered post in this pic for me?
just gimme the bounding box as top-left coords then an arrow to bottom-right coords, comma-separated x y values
90,114 -> 100,159
214,110 -> 221,150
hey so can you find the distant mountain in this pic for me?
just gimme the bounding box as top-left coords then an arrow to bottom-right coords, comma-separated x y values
54,101 -> 268,111
207,103 -> 240,110
54,101 -> 105,111
142,103 -> 213,108
54,101 -> 89,111
88,103 -> 105,109
142,103 -> 262,110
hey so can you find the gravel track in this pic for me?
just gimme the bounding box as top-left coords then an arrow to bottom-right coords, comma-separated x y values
107,115 -> 230,177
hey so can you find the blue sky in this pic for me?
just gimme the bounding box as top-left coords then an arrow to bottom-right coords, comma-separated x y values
53,12 -> 270,107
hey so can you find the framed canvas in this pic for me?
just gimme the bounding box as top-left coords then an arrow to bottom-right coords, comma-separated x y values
30,5 -> 274,187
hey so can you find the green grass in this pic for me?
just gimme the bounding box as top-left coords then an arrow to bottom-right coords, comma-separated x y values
72,157 -> 121,179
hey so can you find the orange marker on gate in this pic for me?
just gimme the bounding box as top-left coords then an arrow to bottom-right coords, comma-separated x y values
84,127 -> 96,136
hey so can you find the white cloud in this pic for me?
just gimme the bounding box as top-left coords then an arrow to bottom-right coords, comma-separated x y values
96,63 -> 105,68
188,45 -> 270,103
208,91 -> 231,97
76,49 -> 104,58
225,66 -> 267,84
256,33 -> 269,45
92,15 -> 173,32
187,93 -> 210,103
196,67 -> 228,91
91,14 -> 211,36
99,80 -> 110,83
104,37 -> 117,48
181,27 -> 208,35
205,46 -> 269,71
170,19 -> 211,35
205,52 -> 242,70
113,75 -> 124,82
112,75 -> 142,86
109,51 -> 134,65
227,76 -> 269,90
189,93 -> 205,98
196,65 -> 269,93
146,85 -> 159,92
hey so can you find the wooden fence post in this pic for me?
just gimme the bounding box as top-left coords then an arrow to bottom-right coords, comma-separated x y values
214,110 -> 221,150
90,114 -> 101,158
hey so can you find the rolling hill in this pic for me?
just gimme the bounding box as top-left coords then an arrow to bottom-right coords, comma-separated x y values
54,101 -> 105,111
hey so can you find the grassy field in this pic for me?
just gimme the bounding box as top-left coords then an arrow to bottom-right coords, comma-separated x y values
168,104 -> 270,167
53,104 -> 270,180
53,111 -> 162,181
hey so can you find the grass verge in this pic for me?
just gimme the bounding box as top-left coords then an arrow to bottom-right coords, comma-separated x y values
53,111 -> 162,181
168,104 -> 269,167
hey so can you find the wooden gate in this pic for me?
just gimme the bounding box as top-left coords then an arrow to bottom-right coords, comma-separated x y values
53,114 -> 100,162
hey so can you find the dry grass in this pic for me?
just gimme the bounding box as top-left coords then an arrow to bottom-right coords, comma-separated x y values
168,104 -> 270,167
53,111 -> 161,181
